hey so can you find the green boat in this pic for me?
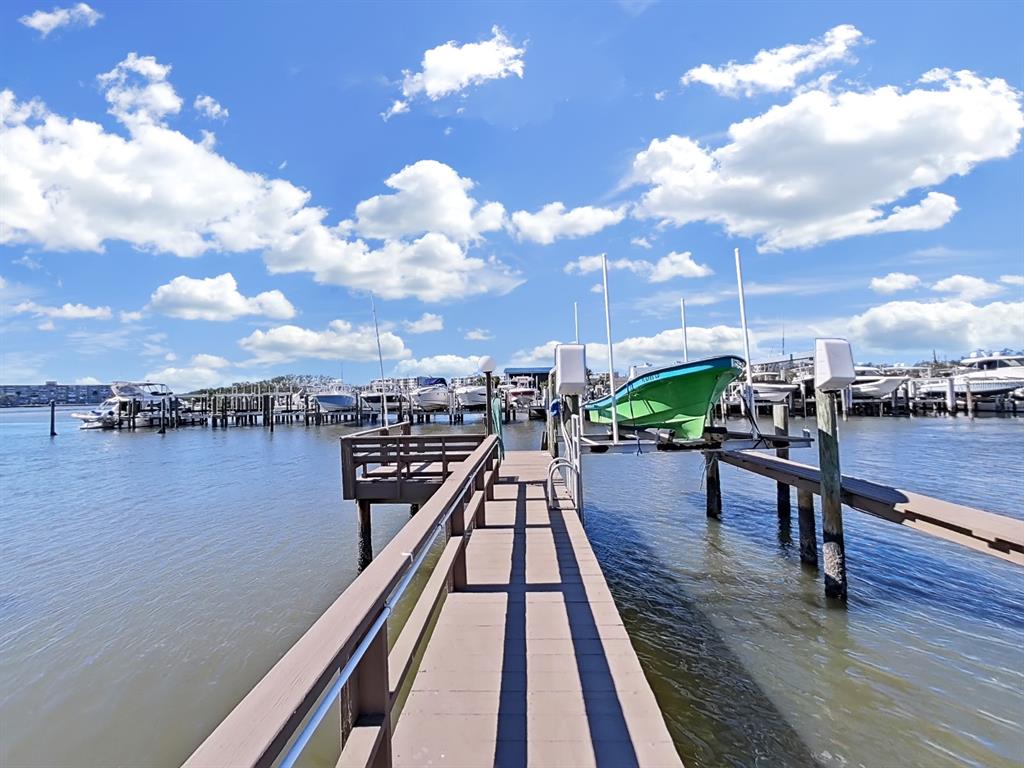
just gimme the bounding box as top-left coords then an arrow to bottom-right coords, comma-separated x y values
584,355 -> 745,439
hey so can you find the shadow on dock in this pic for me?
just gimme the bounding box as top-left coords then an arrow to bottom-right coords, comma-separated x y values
585,503 -> 821,768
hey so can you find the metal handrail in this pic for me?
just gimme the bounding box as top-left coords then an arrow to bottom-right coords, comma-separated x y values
279,487 -> 468,768
185,435 -> 498,768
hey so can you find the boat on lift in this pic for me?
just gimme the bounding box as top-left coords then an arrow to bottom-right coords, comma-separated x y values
313,382 -> 359,412
585,356 -> 745,440
499,376 -> 538,407
70,381 -> 175,429
728,371 -> 799,404
455,382 -> 488,410
411,378 -> 450,412
850,366 -> 907,399
917,353 -> 1024,396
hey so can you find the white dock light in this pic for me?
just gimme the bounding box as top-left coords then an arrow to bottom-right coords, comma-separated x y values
814,338 -> 856,392
479,356 -> 496,374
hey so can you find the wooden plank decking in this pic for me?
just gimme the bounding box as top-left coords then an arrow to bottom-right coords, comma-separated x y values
393,451 -> 682,768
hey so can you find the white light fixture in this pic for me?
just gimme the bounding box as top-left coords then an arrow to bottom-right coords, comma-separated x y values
479,356 -> 496,374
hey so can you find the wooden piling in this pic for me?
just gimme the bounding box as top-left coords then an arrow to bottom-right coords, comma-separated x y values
49,399 -> 57,436
773,404 -> 790,520
965,380 -> 974,417
815,389 -> 847,600
705,452 -> 721,519
357,500 -> 372,571
797,489 -> 817,565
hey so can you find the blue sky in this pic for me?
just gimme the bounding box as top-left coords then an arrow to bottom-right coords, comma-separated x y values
1,1 -> 1022,390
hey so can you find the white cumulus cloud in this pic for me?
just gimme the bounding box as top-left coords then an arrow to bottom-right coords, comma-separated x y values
394,354 -> 485,379
193,94 -> 229,120
385,26 -> 525,118
648,251 -> 713,282
509,325 -> 756,369
564,254 -> 651,275
682,24 -> 865,97
354,160 -> 505,243
12,300 -> 112,319
999,274 -> 1024,287
19,2 -> 101,37
511,203 -> 626,245
148,273 -> 295,321
0,58 -> 521,303
238,320 -> 410,365
630,69 -> 1023,251
845,299 -> 1023,354
464,328 -> 493,341
931,274 -> 1004,301
870,272 -> 921,294
403,312 -> 444,334
146,353 -> 235,393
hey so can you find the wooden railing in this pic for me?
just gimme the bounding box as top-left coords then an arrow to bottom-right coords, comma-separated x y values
341,430 -> 487,503
183,434 -> 501,768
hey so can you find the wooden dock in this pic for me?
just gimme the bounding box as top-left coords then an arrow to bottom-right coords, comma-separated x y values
184,439 -> 680,768
393,451 -> 680,767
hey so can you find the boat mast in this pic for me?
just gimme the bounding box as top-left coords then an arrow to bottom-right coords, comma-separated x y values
680,298 -> 689,363
370,293 -> 389,422
573,301 -> 579,344
734,247 -> 755,414
601,254 -> 620,444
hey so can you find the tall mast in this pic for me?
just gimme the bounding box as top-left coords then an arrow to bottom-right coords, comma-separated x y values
601,254 -> 619,444
680,298 -> 689,363
734,247 -> 755,413
370,293 -> 389,422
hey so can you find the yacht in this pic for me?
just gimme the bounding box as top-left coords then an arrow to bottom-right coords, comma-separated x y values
499,376 -> 538,407
729,372 -> 799,404
360,381 -> 405,411
411,378 -> 450,412
454,383 -> 488,410
312,382 -> 358,412
917,354 -> 1024,396
851,367 -> 908,400
70,382 -> 174,429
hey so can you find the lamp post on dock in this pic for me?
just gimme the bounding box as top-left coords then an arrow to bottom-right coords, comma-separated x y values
481,356 -> 496,436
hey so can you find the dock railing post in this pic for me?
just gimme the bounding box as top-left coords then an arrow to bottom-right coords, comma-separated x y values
815,389 -> 847,600
797,488 -> 817,566
773,404 -> 790,521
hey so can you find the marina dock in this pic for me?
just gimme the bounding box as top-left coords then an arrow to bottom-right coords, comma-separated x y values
184,433 -> 680,767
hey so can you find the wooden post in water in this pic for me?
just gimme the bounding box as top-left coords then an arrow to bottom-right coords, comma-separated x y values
49,400 -> 57,437
965,380 -> 974,417
946,378 -> 957,415
357,500 -> 373,571
797,488 -> 817,566
815,389 -> 847,600
158,399 -> 167,434
773,404 -> 790,521
705,452 -> 721,519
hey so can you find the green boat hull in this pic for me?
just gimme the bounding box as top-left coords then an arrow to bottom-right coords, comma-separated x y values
584,356 -> 744,440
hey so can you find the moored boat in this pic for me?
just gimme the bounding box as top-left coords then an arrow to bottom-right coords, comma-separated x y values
455,384 -> 488,410
71,382 -> 175,429
584,356 -> 744,439
411,378 -> 450,412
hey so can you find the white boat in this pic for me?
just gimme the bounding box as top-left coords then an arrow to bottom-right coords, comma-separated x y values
499,376 -> 538,407
729,372 -> 799,404
71,381 -> 174,428
455,384 -> 488,410
917,354 -> 1024,396
851,367 -> 907,400
314,383 -> 358,412
360,388 -> 405,410
411,379 -> 450,412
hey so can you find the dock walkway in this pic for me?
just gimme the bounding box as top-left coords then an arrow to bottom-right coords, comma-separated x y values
394,450 -> 681,768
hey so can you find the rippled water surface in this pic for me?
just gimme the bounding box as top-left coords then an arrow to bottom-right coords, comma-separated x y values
1,407 -> 1022,767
